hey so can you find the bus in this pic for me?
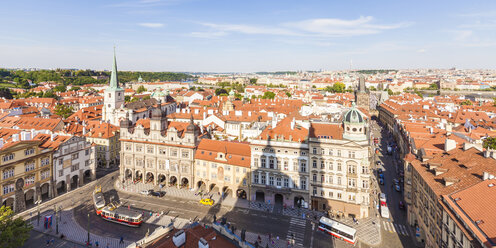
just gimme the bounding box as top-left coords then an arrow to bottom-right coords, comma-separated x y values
100,202 -> 143,227
380,195 -> 390,219
93,186 -> 106,215
318,217 -> 357,245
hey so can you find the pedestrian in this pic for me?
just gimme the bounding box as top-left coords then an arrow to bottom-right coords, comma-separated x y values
106,243 -> 110,248
120,236 -> 124,244
95,241 -> 99,247
46,239 -> 50,246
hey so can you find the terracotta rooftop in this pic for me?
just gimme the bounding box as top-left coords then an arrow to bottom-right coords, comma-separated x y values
195,139 -> 251,168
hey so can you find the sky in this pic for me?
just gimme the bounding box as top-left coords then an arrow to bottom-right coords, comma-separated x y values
0,0 -> 495,72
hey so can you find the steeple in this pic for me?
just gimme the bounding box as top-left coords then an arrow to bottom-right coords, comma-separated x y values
109,47 -> 121,89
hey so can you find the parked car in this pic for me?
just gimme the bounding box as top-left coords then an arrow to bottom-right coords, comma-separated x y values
379,178 -> 384,185
378,168 -> 383,174
395,184 -> 401,192
393,179 -> 399,185
379,173 -> 384,179
200,198 -> 214,206
140,190 -> 152,195
151,191 -> 166,197
399,200 -> 405,210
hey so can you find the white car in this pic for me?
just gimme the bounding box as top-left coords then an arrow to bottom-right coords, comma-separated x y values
140,190 -> 151,195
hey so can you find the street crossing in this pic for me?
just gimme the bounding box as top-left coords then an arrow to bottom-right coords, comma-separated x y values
382,221 -> 411,236
286,217 -> 306,246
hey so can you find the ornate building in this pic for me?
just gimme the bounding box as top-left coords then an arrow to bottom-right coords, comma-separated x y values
119,109 -> 204,189
309,105 -> 372,218
102,50 -> 176,126
355,75 -> 370,111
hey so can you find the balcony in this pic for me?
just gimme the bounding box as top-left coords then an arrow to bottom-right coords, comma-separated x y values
265,185 -> 292,193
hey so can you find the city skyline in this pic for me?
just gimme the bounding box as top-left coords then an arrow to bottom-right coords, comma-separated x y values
1,0 -> 496,72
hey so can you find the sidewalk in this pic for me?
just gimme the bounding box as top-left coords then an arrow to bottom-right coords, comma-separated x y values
30,208 -> 132,248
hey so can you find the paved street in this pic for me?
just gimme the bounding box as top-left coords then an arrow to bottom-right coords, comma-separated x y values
370,119 -> 418,248
16,120 -> 423,248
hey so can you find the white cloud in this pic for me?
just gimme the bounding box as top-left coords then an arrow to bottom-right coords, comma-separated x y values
189,31 -> 227,38
139,23 -> 164,28
194,16 -> 410,38
285,16 -> 410,36
417,49 -> 426,53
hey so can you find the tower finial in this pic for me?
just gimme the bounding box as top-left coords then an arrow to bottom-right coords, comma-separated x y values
109,46 -> 119,88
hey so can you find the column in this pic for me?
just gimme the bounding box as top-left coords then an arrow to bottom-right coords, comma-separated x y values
265,172 -> 269,185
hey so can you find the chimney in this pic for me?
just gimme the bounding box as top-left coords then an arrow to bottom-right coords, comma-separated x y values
83,127 -> 87,135
12,134 -> 19,142
248,111 -> 252,116
291,118 -> 295,130
429,127 -> 433,134
445,139 -> 456,152
50,133 -> 57,141
172,230 -> 186,247
446,123 -> 452,135
198,237 -> 209,248
203,112 -> 206,120
0,138 -> 3,149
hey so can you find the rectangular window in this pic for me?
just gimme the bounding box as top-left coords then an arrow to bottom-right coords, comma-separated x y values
24,148 -> 35,156
71,163 -> 79,172
147,160 -> 153,168
349,151 -> 355,158
254,174 -> 259,184
85,160 -> 90,167
85,149 -> 90,155
261,175 -> 266,184
171,149 -> 178,157
182,150 -> 189,158
348,178 -> 356,187
276,177 -> 281,186
312,160 -> 317,168
41,170 -> 50,180
293,161 -> 298,171
25,162 -> 35,172
3,184 -> 14,195
337,150 -> 341,157
136,145 -> 143,152
284,161 -> 288,171
158,160 -> 165,170
328,191 -> 333,198
224,176 -> 230,182
59,170 -> 63,177
72,153 -> 79,160
225,165 -> 231,171
337,193 -> 342,199
300,161 -> 307,172
269,158 -> 274,169
269,176 -> 274,185
337,177 -> 342,185
147,146 -> 154,154
253,158 -> 258,168
211,163 -> 217,169
25,176 -> 35,187
362,180 -> 369,189
211,173 -> 217,179
261,158 -> 266,168
159,148 -> 166,155
313,173 -> 317,182
284,178 -> 289,187
300,178 -> 307,190
2,154 -> 14,162
337,162 -> 342,172
320,161 -> 325,169
312,148 -> 317,154
41,158 -> 50,166
3,168 -> 14,179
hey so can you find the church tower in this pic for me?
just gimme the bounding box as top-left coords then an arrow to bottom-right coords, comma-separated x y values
355,75 -> 370,111
102,48 -> 125,125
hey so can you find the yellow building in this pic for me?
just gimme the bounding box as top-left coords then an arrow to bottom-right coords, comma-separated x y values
0,129 -> 53,213
84,121 -> 120,168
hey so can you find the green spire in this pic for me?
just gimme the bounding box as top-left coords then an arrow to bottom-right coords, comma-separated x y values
109,47 -> 120,89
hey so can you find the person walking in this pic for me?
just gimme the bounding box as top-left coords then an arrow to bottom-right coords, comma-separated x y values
119,236 -> 124,244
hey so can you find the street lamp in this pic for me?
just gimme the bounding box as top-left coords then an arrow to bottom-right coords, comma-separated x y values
35,199 -> 42,226
55,204 -> 58,234
87,213 -> 90,245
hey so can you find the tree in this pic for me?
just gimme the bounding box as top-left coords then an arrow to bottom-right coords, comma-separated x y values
0,88 -> 13,99
0,206 -> 32,248
262,91 -> 276,99
369,86 -> 377,91
286,92 -> 292,97
387,89 -> 394,95
483,137 -> 496,150
461,100 -> 472,105
43,90 -> 58,99
249,78 -> 258,84
69,86 -> 81,91
53,85 -> 67,92
54,104 -> 74,118
136,85 -> 146,94
428,83 -> 439,90
124,95 -> 131,102
215,88 -> 228,96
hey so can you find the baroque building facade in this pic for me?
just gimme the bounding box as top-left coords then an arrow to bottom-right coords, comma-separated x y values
308,105 -> 372,219
119,109 -> 202,189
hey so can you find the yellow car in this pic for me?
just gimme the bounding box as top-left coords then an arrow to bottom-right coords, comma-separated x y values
199,198 -> 214,206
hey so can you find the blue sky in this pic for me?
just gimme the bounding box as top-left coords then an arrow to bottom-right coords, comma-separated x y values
0,0 -> 495,72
